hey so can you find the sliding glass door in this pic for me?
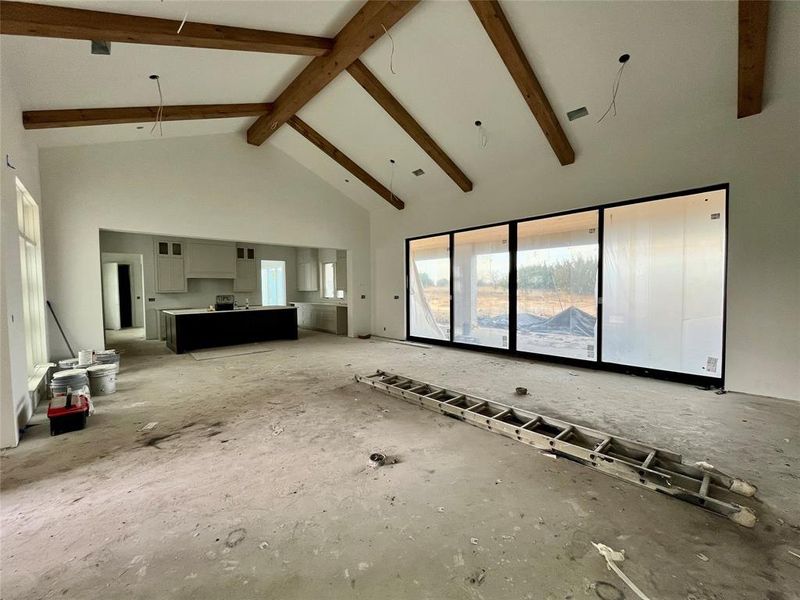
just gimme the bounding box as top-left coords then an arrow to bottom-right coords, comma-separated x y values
453,225 -> 510,348
516,212 -> 598,360
406,185 -> 727,385
602,190 -> 726,377
409,235 -> 450,340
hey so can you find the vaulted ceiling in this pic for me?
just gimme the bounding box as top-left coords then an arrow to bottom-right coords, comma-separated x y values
1,0 -> 794,213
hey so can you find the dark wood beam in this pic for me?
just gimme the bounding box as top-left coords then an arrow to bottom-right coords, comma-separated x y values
288,116 -> 404,210
22,103 -> 273,129
738,0 -> 770,118
469,0 -> 574,166
346,59 -> 473,192
0,1 -> 333,56
247,0 -> 420,146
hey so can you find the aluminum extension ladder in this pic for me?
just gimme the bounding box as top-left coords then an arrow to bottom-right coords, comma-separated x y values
355,370 -> 758,528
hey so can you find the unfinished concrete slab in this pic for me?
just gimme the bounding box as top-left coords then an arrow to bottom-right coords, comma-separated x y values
2,331 -> 798,599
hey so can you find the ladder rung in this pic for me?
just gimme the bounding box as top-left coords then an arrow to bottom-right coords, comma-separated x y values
641,450 -> 657,470
595,437 -> 612,453
442,394 -> 465,405
467,401 -> 487,412
407,385 -> 427,394
700,473 -> 711,498
494,409 -> 512,420
521,416 -> 541,430
554,426 -> 574,441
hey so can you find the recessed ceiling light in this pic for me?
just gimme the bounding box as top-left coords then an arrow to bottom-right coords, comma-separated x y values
91,40 -> 111,55
136,126 -> 144,130
567,106 -> 589,121
344,179 -> 350,183
619,53 -> 630,63
412,168 -> 425,176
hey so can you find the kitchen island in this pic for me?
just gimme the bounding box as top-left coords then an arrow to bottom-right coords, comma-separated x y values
163,306 -> 298,354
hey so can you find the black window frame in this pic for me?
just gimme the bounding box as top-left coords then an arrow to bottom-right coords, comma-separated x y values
405,183 -> 729,388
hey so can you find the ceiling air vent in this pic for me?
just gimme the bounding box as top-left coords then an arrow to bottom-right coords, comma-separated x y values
567,106 -> 589,121
412,168 -> 425,176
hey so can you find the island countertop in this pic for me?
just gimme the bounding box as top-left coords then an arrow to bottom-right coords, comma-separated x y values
162,306 -> 298,316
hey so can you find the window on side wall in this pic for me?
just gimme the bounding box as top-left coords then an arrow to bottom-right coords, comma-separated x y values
16,179 -> 47,380
322,262 -> 336,299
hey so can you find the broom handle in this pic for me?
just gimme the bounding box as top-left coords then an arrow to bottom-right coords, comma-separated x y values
46,300 -> 75,358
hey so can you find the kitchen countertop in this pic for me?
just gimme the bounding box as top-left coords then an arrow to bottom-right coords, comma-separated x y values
291,302 -> 348,308
163,306 -> 297,316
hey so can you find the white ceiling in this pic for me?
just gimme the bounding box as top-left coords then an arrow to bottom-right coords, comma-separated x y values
2,0 -> 797,212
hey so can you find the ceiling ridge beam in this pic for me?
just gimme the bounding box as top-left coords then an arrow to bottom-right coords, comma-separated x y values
346,59 -> 473,193
469,0 -> 574,166
738,0 -> 770,118
22,103 -> 273,129
288,115 -> 404,210
247,0 -> 420,147
0,1 -> 333,56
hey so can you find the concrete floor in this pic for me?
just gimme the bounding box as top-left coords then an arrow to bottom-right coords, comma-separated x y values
2,329 -> 798,599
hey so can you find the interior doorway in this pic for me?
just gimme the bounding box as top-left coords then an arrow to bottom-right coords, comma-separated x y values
101,252 -> 146,344
118,264 -> 133,328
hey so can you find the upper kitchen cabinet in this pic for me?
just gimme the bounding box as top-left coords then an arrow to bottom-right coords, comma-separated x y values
296,248 -> 319,292
185,240 -> 236,279
154,239 -> 186,293
234,245 -> 257,292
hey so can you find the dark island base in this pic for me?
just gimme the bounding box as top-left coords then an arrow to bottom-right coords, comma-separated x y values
164,308 -> 298,354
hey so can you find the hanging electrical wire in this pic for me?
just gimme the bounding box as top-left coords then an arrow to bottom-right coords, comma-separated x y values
381,24 -> 397,75
388,159 -> 396,204
475,120 -> 488,148
597,53 -> 630,124
149,74 -> 165,136
177,9 -> 189,34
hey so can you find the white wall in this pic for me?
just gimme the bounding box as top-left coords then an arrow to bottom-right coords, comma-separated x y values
371,92 -> 800,401
40,133 -> 372,358
0,79 -> 44,447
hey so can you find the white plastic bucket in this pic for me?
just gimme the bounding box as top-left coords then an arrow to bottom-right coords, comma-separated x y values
87,364 -> 117,395
78,349 -> 94,365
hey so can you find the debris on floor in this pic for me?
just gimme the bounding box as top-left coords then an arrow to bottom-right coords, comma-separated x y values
592,542 -> 651,600
140,422 -> 158,431
368,452 -> 386,468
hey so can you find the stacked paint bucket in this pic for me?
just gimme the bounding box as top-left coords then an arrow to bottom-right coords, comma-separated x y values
50,369 -> 90,405
89,350 -> 119,395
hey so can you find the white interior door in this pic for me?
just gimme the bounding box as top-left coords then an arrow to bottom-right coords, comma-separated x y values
102,262 -> 121,330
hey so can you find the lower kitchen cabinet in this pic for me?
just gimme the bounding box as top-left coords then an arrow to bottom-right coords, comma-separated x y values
292,303 -> 348,335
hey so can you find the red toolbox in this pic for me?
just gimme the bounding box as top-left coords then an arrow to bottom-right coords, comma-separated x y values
47,393 -> 90,436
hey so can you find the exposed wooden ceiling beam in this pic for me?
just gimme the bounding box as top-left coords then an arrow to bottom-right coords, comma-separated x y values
346,59 -> 473,193
247,0 -> 420,146
738,0 -> 770,118
469,0 -> 574,166
288,116 -> 404,210
0,1 -> 333,56
22,103 -> 273,129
